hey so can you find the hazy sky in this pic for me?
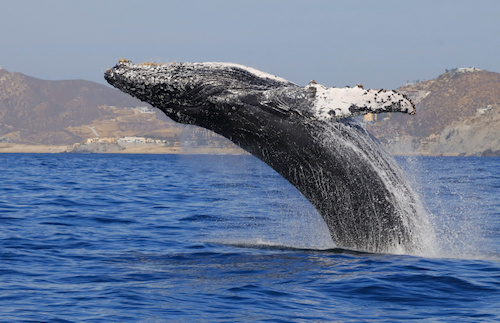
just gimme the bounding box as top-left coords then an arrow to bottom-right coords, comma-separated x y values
1,0 -> 499,89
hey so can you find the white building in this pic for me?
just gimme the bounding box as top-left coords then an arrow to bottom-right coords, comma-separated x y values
135,106 -> 154,114
117,136 -> 147,144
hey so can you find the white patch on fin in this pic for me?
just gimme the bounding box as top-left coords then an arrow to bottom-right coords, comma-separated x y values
308,83 -> 415,120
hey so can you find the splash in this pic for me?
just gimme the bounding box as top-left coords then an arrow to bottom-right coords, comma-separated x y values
399,156 -> 498,260
313,122 -> 438,256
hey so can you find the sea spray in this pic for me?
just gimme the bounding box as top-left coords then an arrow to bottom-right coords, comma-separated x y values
316,122 -> 437,255
400,156 -> 494,258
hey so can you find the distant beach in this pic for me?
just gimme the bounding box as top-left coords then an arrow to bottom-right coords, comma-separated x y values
0,143 -> 246,155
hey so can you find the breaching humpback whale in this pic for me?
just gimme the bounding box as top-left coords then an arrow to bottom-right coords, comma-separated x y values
105,60 -> 433,254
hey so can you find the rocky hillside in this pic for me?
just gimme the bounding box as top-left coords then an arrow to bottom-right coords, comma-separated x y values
429,105 -> 500,156
1,66 -> 499,155
366,68 -> 500,156
0,67 -> 180,145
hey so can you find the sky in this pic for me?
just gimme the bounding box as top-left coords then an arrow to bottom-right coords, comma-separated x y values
1,0 -> 499,89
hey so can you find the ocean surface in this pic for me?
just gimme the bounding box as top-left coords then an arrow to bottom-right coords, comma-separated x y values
0,153 -> 498,322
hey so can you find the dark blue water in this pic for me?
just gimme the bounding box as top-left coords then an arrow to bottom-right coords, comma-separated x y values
0,153 -> 498,322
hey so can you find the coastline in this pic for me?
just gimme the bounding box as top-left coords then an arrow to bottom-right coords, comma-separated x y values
0,143 -> 495,157
0,143 -> 247,155
0,143 -> 69,153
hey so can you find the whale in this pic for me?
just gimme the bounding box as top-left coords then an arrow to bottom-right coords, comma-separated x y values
104,60 -> 433,254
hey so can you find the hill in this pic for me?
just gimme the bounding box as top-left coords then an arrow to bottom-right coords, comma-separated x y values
366,68 -> 500,156
0,67 -> 211,148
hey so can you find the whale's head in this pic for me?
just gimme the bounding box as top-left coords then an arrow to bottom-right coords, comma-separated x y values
104,59 -> 298,126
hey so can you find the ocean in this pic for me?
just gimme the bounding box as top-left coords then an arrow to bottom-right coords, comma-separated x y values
0,153 -> 498,322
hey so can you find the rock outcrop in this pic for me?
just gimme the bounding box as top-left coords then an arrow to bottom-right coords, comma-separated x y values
430,104 -> 500,156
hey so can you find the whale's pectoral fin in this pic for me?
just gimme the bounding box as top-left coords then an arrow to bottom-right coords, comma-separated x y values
306,84 -> 416,120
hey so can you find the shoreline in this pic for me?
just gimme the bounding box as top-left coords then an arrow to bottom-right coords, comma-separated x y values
0,143 -> 247,155
0,143 -> 496,157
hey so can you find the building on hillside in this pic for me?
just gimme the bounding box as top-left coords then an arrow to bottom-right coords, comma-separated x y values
192,127 -> 219,139
476,105 -> 492,116
116,137 -> 168,145
86,137 -> 116,144
117,137 -> 147,144
135,106 -> 155,113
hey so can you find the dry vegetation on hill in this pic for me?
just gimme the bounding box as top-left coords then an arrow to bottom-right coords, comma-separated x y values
366,69 -> 500,156
0,68 -> 194,148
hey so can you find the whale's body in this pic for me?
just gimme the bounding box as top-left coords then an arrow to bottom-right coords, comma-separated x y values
105,60 -> 433,254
